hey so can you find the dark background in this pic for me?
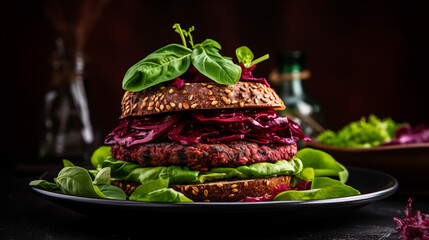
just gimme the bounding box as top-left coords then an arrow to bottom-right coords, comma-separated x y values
3,0 -> 429,165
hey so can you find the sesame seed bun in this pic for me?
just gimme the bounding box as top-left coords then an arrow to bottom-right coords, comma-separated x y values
120,82 -> 285,118
110,175 -> 291,202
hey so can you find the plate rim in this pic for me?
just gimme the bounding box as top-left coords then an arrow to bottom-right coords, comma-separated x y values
30,166 -> 398,211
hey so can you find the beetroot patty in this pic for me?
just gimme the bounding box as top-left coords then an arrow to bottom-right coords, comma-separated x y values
111,141 -> 297,171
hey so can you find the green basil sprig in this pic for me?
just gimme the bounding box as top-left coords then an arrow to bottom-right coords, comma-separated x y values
122,24 -> 242,92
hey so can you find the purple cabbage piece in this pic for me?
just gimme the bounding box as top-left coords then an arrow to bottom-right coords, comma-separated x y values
393,198 -> 429,240
383,125 -> 429,146
104,109 -> 311,147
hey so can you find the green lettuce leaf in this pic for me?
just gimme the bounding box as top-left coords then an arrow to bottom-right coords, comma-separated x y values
104,156 -> 303,184
318,114 -> 400,148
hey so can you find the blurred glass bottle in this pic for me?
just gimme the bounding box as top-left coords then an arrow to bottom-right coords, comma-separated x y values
39,38 -> 98,166
270,51 -> 324,138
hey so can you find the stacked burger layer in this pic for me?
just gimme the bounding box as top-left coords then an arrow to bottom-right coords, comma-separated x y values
103,25 -> 310,202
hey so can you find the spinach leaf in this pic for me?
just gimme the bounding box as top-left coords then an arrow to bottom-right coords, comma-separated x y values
122,44 -> 192,92
191,43 -> 241,85
274,177 -> 360,201
296,148 -> 349,183
236,46 -> 269,68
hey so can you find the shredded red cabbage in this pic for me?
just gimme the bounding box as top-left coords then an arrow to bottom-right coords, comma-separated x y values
241,179 -> 312,202
394,198 -> 429,240
383,125 -> 429,146
104,109 -> 311,147
239,62 -> 270,87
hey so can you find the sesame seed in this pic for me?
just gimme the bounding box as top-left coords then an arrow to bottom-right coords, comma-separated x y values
232,189 -> 238,192
239,101 -> 245,107
204,190 -> 208,197
224,89 -> 232,94
170,102 -> 176,107
179,103 -> 183,109
155,101 -> 160,107
169,88 -> 174,94
208,90 -> 213,95
149,102 -> 154,107
182,90 -> 187,94
160,104 -> 164,110
166,105 -> 171,110
231,184 -> 238,188
188,95 -> 193,101
183,103 -> 189,109
228,194 -> 235,198
160,86 -> 165,90
191,104 -> 197,108
222,97 -> 229,104
207,85 -> 214,88
216,183 -> 223,187
147,106 -> 153,111
211,100 -> 218,105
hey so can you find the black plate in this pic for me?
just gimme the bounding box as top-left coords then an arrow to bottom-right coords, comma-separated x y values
31,167 -> 398,220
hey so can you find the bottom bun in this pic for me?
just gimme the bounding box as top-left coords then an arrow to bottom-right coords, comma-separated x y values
111,175 -> 291,202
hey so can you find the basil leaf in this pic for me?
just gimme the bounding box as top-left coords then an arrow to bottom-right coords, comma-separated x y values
191,44 -> 241,85
90,146 -> 111,169
130,187 -> 192,202
54,167 -> 99,198
93,167 -> 111,185
198,39 -> 221,50
62,159 -> 75,167
274,177 -> 360,201
122,44 -> 192,92
94,184 -> 127,200
29,180 -> 59,191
